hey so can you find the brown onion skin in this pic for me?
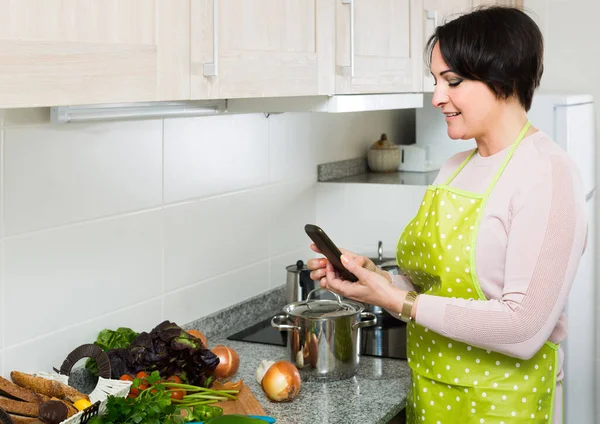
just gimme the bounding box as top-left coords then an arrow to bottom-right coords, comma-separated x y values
261,360 -> 301,402
211,345 -> 240,379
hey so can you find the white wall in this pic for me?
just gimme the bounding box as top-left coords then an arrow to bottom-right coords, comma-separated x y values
0,107 -> 412,376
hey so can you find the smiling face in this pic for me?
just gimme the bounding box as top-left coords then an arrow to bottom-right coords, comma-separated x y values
430,42 -> 501,141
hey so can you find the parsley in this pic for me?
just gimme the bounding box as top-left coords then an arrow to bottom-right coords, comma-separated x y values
100,371 -> 184,424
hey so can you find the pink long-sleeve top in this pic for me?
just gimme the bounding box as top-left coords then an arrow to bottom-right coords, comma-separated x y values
392,131 -> 588,419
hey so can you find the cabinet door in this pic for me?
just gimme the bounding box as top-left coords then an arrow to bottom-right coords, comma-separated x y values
335,0 -> 423,94
422,0 -> 473,92
0,0 -> 190,108
191,0 -> 334,100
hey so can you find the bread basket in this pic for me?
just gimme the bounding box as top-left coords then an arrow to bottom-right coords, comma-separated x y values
0,344 -> 131,424
51,344 -> 131,424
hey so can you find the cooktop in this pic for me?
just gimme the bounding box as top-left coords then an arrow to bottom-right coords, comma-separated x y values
227,312 -> 407,360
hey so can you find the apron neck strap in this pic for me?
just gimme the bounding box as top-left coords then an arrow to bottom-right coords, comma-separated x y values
444,121 -> 532,190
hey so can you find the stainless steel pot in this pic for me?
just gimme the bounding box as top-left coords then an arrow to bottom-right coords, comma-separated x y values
271,288 -> 377,381
285,260 -> 319,304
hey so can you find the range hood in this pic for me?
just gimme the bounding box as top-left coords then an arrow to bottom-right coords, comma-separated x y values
226,93 -> 423,114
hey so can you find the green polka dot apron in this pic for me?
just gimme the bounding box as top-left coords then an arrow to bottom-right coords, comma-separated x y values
396,122 -> 560,423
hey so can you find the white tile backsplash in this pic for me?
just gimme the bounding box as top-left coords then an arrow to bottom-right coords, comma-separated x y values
3,120 -> 163,235
2,298 -> 163,375
163,187 -> 271,292
0,108 -> 411,377
269,113 -> 315,183
164,114 -> 270,204
268,178 -> 317,256
163,261 -> 270,327
3,210 -> 163,346
316,183 -> 427,258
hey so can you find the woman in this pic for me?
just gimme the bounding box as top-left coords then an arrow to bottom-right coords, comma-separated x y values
308,6 -> 587,424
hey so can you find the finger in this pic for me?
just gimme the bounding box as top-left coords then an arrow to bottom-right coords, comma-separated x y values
306,257 -> 326,271
341,255 -> 374,281
339,248 -> 358,258
310,268 -> 327,281
324,265 -> 354,297
319,276 -> 328,288
309,243 -> 322,254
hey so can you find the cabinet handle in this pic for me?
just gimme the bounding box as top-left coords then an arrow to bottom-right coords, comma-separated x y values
204,0 -> 219,77
342,0 -> 354,77
426,9 -> 438,29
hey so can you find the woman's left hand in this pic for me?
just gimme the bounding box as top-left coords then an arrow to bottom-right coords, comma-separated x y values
321,254 -> 402,311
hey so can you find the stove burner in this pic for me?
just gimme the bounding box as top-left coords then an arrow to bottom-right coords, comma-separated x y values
227,313 -> 407,360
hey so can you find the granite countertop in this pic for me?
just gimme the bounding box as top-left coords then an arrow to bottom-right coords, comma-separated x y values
187,288 -> 412,424
316,157 -> 438,186
320,171 -> 438,186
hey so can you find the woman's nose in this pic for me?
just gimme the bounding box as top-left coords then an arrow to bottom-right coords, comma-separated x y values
431,85 -> 448,108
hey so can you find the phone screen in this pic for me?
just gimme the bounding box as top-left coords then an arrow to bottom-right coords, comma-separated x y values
304,224 -> 358,282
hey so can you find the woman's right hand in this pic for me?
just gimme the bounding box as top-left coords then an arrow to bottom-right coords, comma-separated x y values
306,244 -> 392,285
306,244 -> 357,283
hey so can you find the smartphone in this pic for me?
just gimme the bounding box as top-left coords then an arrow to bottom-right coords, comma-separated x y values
304,224 -> 358,282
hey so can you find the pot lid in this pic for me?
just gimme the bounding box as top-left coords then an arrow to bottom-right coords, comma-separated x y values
285,289 -> 362,318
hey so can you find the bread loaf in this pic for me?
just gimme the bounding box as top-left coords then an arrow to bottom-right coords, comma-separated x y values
0,396 -> 39,417
10,372 -> 89,404
0,376 -> 44,404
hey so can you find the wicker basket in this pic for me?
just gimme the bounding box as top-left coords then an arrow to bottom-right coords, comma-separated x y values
36,372 -> 131,424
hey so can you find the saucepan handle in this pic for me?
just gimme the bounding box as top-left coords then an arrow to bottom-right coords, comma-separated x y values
353,312 -> 378,329
271,314 -> 300,331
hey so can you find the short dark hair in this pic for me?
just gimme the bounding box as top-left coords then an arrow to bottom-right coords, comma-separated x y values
426,6 -> 544,111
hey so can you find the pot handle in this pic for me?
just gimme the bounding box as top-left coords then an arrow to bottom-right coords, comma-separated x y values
271,314 -> 301,331
353,312 -> 378,329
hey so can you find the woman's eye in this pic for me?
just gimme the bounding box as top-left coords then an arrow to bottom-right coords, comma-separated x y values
448,79 -> 463,87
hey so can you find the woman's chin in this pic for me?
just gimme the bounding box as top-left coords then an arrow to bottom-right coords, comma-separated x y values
446,127 -> 469,140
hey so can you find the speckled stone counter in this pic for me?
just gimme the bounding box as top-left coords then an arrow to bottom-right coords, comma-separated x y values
317,156 -> 438,187
186,287 -> 412,424
321,170 -> 438,187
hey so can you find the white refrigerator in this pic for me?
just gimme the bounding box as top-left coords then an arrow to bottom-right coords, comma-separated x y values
528,93 -> 597,424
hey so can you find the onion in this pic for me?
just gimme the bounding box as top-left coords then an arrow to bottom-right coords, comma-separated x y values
260,360 -> 301,402
211,345 -> 240,379
186,329 -> 209,348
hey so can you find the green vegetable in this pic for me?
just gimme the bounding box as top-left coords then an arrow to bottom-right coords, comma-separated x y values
182,405 -> 223,422
99,371 -> 183,424
162,381 -> 239,407
86,327 -> 139,375
95,371 -> 236,424
206,415 -> 269,424
107,321 -> 219,387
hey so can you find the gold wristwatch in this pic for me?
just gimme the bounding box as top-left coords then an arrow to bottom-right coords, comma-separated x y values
400,291 -> 419,322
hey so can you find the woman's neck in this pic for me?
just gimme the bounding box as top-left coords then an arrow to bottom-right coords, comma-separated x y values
475,102 -> 536,157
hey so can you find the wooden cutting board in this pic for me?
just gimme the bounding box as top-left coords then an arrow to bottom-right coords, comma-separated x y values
214,383 -> 266,416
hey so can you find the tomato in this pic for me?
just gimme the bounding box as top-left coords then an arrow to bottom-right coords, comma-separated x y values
120,374 -> 140,396
169,389 -> 185,401
166,375 -> 182,384
135,371 -> 149,391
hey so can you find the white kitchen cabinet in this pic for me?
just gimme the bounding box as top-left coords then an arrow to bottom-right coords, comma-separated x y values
334,0 -> 424,94
0,0 -> 190,108
190,0 -> 334,100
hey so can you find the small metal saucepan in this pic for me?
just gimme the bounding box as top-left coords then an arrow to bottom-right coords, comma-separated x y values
271,288 -> 377,382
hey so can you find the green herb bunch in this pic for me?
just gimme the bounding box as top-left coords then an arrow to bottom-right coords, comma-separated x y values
89,371 -> 225,424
